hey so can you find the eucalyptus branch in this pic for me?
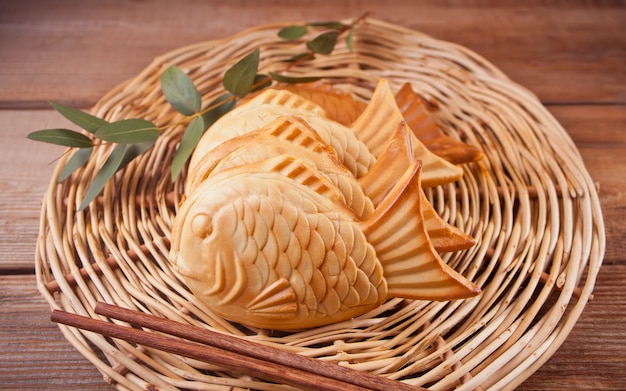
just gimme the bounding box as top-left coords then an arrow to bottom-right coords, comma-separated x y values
26,15 -> 366,210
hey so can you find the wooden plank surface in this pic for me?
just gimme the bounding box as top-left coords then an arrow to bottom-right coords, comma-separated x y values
1,1 -> 624,107
1,1 -> 624,390
1,275 -> 113,391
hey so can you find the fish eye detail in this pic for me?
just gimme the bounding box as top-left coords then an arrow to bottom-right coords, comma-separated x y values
191,213 -> 213,238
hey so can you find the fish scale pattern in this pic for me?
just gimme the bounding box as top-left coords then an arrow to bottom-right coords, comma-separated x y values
231,180 -> 386,320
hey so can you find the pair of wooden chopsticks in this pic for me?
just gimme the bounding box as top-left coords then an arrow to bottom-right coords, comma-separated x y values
51,302 -> 425,391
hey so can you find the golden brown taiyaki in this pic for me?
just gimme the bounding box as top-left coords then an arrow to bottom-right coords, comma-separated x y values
394,83 -> 483,164
169,155 -> 479,330
186,116 -> 376,219
187,87 -> 375,179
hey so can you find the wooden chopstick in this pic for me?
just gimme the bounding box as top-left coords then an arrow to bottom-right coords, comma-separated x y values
94,302 -> 421,391
51,309 -> 367,391
52,303 -> 424,391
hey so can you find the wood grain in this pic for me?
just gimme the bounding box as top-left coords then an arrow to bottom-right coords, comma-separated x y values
1,1 -> 624,390
0,275 -> 112,391
0,1 -> 624,108
548,105 -> 626,264
0,111 -> 65,271
516,264 -> 626,390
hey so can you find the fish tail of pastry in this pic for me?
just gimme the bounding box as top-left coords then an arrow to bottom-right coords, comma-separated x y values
360,161 -> 480,301
420,192 -> 477,253
351,79 -> 464,187
359,121 -> 415,206
350,79 -> 402,157
358,121 -> 476,252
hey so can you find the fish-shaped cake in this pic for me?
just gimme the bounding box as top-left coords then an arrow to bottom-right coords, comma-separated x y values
170,154 -> 480,330
170,79 -> 481,330
188,87 -> 376,179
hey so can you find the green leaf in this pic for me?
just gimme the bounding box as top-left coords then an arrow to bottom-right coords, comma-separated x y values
306,21 -> 347,30
94,119 -> 159,144
79,144 -> 127,210
223,48 -> 260,98
161,65 -> 202,116
78,140 -> 155,210
269,72 -> 324,84
251,74 -> 272,92
49,102 -> 108,133
27,128 -> 93,148
170,93 -> 238,181
306,30 -> 339,54
170,116 -> 205,181
201,93 -> 237,128
118,140 -> 156,169
59,147 -> 93,182
278,25 -> 307,40
345,25 -> 354,51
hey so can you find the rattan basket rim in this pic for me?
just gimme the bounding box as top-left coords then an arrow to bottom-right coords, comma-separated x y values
35,17 -> 605,391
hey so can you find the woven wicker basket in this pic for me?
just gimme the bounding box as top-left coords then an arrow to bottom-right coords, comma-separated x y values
35,18 -> 605,390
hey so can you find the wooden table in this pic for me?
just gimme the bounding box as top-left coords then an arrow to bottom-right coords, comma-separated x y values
1,1 -> 624,390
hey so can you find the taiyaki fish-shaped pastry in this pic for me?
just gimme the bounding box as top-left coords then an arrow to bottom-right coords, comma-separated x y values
169,154 -> 480,330
261,81 -> 366,126
188,88 -> 375,179
187,116 -> 375,219
190,79 -> 464,188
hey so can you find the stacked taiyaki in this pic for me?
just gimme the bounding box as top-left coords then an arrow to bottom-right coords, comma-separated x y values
169,79 -> 481,330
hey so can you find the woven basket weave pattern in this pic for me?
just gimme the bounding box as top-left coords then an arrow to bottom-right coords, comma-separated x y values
35,18 -> 604,391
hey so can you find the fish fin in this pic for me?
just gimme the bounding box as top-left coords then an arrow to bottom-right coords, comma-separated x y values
349,79 -> 399,157
357,120 -> 475,250
358,121 -> 415,206
252,154 -> 350,208
192,116 -> 346,182
250,88 -> 326,115
189,88 -> 327,172
270,82 -> 367,125
395,83 -> 483,165
263,116 -> 346,169
266,115 -> 324,143
420,190 -> 477,252
218,252 -> 248,305
185,131 -> 261,193
247,278 -> 298,318
350,79 -> 464,187
361,161 -> 480,300
259,118 -> 374,217
244,82 -> 368,125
